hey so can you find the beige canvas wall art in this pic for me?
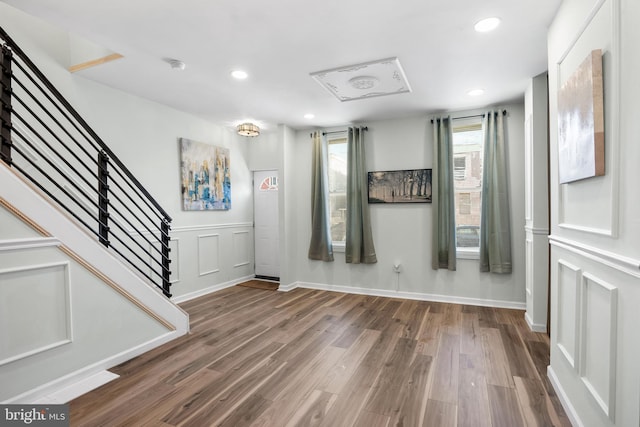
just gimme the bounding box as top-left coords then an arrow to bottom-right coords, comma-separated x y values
558,49 -> 605,184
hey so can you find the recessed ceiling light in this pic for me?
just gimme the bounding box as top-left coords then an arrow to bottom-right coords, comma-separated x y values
474,17 -> 501,33
231,70 -> 248,80
467,89 -> 485,96
304,113 -> 315,119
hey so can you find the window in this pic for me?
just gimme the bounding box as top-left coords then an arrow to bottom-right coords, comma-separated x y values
452,119 -> 483,256
453,156 -> 466,180
328,137 -> 347,246
459,192 -> 471,214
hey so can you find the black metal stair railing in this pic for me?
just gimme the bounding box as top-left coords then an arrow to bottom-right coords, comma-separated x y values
0,26 -> 173,297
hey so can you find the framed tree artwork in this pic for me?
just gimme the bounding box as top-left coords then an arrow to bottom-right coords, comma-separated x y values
368,169 -> 432,203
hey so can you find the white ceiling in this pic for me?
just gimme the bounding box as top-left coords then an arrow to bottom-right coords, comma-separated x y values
3,0 -> 561,133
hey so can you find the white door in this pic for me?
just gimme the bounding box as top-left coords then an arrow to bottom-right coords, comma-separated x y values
253,170 -> 280,280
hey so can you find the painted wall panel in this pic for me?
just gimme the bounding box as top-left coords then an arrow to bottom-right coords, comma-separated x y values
580,273 -> 617,420
233,231 -> 250,268
168,224 -> 254,300
0,240 -> 174,401
0,262 -> 71,365
555,0 -> 620,237
197,234 -> 220,276
556,259 -> 580,369
169,238 -> 180,284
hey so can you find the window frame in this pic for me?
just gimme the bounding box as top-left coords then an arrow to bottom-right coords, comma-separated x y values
327,135 -> 348,252
452,118 -> 483,260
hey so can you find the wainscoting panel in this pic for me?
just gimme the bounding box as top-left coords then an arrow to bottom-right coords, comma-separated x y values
232,231 -> 250,268
556,259 -> 581,369
197,234 -> 220,276
549,236 -> 640,426
579,272 -> 617,421
169,238 -> 180,284
0,262 -> 72,365
556,0 -> 620,237
168,223 -> 254,300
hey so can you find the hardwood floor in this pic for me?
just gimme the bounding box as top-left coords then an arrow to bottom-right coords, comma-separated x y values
69,285 -> 571,426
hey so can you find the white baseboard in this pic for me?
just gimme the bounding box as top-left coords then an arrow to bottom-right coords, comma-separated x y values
32,370 -> 119,404
548,365 -> 582,427
525,312 -> 548,332
277,281 -> 298,292
288,281 -> 526,310
3,330 -> 182,404
171,274 -> 255,304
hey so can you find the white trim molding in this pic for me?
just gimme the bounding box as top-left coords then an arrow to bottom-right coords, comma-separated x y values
524,312 -> 547,333
556,259 -> 582,371
171,274 -> 255,304
0,261 -> 73,366
549,234 -> 640,277
197,233 -> 220,276
579,272 -> 618,421
281,281 -> 525,310
129,222 -> 253,237
524,226 -> 550,235
172,222 -> 253,233
169,238 -> 180,284
232,230 -> 251,268
0,237 -> 60,252
2,330 -> 181,404
548,366 -> 585,427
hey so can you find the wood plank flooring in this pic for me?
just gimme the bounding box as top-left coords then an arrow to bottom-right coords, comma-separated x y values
69,286 -> 571,426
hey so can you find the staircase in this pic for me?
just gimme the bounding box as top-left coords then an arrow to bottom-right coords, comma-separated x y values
1,26 -> 172,297
0,25 -> 189,403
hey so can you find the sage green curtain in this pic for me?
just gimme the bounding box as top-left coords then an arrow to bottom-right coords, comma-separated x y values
480,111 -> 512,273
431,117 -> 456,271
308,131 -> 334,261
345,126 -> 377,264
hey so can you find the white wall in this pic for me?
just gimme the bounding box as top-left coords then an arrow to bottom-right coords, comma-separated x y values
547,0 -> 640,425
0,3 -> 256,300
524,73 -> 550,332
284,108 -> 527,307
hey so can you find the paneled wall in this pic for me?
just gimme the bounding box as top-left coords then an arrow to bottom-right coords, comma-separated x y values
0,201 -> 180,402
168,223 -> 255,301
547,0 -> 640,425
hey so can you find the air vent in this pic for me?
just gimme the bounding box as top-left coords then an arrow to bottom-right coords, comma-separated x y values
310,57 -> 411,102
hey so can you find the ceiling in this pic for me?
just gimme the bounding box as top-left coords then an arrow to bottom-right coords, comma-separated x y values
3,0 -> 561,133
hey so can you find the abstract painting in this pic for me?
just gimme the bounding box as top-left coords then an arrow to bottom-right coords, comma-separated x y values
558,49 -> 605,184
180,138 -> 231,210
368,169 -> 431,203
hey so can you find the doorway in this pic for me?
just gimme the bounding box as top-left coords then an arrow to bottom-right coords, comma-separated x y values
253,170 -> 280,281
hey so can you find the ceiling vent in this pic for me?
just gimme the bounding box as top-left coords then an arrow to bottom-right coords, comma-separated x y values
310,57 -> 411,102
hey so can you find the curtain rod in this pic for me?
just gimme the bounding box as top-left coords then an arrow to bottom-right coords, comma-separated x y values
309,127 -> 368,138
430,110 -> 506,123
